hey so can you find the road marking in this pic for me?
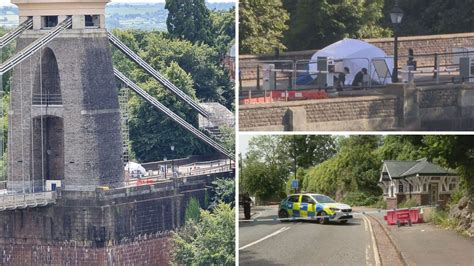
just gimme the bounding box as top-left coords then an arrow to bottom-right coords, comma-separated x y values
239,226 -> 291,251
366,246 -> 372,266
363,216 -> 368,232
363,215 -> 381,266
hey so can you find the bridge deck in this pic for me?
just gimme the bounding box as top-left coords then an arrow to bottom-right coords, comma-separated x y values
0,191 -> 57,211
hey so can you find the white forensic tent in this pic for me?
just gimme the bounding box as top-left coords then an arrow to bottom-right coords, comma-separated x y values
124,161 -> 147,176
308,38 -> 394,85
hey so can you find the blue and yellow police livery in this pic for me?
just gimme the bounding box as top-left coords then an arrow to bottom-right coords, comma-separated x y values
278,193 -> 353,224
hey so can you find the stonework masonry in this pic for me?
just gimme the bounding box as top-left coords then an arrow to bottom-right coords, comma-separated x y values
0,171 -> 233,264
240,83 -> 474,131
9,29 -> 124,192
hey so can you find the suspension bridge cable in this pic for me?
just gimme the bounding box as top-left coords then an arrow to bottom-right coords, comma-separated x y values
114,69 -> 234,160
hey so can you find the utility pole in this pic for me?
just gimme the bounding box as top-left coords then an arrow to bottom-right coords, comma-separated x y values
293,135 -> 297,194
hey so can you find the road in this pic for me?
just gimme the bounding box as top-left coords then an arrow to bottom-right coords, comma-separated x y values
239,205 -> 379,266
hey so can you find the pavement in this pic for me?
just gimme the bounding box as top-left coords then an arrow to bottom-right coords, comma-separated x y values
239,205 -> 474,266
370,212 -> 474,266
239,205 -> 379,265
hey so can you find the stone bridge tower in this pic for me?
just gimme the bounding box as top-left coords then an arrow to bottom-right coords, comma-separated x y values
8,0 -> 123,192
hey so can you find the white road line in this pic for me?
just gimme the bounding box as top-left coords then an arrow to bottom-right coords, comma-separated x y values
363,215 -> 381,266
363,215 -> 368,232
239,226 -> 291,251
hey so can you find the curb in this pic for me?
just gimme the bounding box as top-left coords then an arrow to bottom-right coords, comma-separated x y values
367,214 -> 409,266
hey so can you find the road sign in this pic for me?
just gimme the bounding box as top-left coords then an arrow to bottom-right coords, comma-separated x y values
291,179 -> 299,189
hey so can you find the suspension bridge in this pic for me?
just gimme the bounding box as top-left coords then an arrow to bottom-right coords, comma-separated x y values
0,16 -> 234,211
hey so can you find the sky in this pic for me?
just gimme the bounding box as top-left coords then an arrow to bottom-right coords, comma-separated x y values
0,0 -> 234,6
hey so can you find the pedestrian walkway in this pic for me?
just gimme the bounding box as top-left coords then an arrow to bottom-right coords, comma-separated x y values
371,212 -> 474,266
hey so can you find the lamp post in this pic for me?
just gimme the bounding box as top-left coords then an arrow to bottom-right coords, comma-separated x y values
390,0 -> 404,83
163,157 -> 167,179
170,145 -> 175,178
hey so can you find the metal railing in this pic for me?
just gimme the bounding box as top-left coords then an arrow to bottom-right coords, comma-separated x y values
0,191 -> 56,211
32,93 -> 62,105
240,50 -> 474,103
114,68 -> 234,159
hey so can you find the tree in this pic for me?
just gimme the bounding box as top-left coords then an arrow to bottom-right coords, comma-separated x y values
241,136 -> 289,200
210,178 -> 235,209
111,29 -> 234,162
282,0 -> 390,51
185,197 -> 201,222
172,203 -> 235,265
210,8 -> 236,59
382,0 -> 474,37
165,0 -> 214,45
303,136 -> 383,202
239,0 -> 289,54
127,61 -> 213,162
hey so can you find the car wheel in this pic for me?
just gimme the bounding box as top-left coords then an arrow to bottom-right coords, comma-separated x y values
340,220 -> 348,224
278,209 -> 289,222
318,211 -> 329,224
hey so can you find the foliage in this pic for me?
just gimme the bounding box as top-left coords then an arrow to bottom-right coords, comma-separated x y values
111,28 -> 233,162
382,0 -> 474,37
239,0 -> 289,54
342,191 -> 380,207
303,136 -> 383,201
185,197 -> 201,222
398,198 -> 418,209
210,178 -> 235,209
242,135 -> 337,200
282,0 -> 391,51
165,0 -> 214,45
424,209 -> 458,229
210,8 -> 236,59
172,203 -> 235,265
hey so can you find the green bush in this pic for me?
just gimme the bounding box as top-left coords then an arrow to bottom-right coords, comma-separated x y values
370,196 -> 387,209
398,198 -> 418,209
185,197 -> 201,222
172,203 -> 235,265
424,209 -> 457,228
342,192 -> 380,206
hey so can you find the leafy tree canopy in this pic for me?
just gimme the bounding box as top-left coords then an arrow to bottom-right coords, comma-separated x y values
172,203 -> 235,265
239,0 -> 289,54
165,0 -> 214,45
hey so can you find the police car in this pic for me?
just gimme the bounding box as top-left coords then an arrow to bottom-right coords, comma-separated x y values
278,193 -> 353,224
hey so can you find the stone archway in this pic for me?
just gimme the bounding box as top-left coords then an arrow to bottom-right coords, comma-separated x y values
32,116 -> 64,184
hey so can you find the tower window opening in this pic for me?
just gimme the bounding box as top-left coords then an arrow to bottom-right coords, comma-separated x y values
42,16 -> 58,29
85,15 -> 100,28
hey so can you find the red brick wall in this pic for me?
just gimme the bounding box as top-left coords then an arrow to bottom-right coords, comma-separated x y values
386,198 -> 397,210
0,234 -> 171,265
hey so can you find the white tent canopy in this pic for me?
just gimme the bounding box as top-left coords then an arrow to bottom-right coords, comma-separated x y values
308,38 -> 394,85
124,161 -> 146,175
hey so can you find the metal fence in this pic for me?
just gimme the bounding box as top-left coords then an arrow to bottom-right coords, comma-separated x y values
239,50 -> 474,103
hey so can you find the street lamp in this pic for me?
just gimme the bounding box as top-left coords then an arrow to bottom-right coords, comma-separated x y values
390,0 -> 404,83
163,156 -> 167,179
170,145 -> 175,178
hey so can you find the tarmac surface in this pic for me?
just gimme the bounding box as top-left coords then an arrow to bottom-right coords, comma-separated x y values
239,205 -> 378,265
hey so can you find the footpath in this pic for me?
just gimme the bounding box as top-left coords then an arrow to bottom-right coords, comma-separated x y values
369,211 -> 474,266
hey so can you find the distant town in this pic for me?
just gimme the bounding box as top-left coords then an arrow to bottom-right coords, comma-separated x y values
0,2 -> 235,30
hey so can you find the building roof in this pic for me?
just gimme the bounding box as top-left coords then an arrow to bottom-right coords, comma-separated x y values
382,158 -> 456,179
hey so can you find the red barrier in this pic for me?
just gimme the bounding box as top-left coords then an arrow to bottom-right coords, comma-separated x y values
269,90 -> 328,101
240,90 -> 328,105
384,208 -> 422,226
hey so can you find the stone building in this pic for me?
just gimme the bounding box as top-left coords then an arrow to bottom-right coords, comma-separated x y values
379,158 -> 459,209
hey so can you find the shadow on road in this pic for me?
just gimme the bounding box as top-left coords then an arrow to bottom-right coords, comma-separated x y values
240,249 -> 286,266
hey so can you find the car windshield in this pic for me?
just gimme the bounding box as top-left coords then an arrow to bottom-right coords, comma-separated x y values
311,194 -> 336,203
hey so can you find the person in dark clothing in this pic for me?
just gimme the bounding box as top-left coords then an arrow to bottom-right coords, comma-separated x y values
240,193 -> 252,220
336,67 -> 350,91
352,68 -> 368,88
